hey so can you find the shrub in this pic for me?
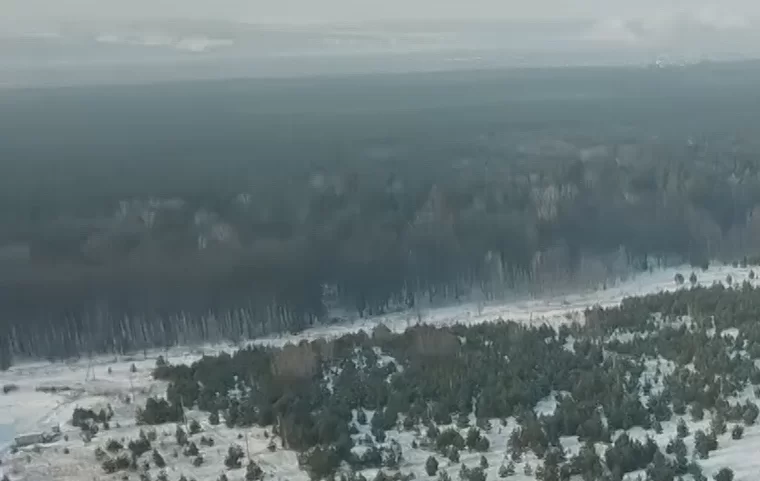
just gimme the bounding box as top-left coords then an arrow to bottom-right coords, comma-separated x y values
189,419 -> 202,435
499,462 -> 515,478
436,429 -> 465,453
128,435 -> 151,458
2,384 -> 19,394
95,447 -> 108,461
106,439 -> 124,453
72,407 -> 99,430
102,454 -> 131,473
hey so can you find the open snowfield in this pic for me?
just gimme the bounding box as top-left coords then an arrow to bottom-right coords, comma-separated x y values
0,263 -> 756,481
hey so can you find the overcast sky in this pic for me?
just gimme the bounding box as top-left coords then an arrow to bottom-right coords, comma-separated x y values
3,0 -> 757,24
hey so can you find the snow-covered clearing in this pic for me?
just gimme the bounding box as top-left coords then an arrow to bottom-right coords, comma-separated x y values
255,263 -> 754,347
0,263 -> 756,480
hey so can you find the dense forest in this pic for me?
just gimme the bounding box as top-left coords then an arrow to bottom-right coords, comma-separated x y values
4,63 -> 760,365
117,281 -> 760,481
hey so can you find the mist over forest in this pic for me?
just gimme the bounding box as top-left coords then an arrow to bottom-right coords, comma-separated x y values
2,61 -> 760,367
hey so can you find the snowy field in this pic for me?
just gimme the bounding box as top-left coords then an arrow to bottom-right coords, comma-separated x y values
0,263 -> 756,481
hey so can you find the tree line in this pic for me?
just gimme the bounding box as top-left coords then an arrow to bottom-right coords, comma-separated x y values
3,123 -> 760,365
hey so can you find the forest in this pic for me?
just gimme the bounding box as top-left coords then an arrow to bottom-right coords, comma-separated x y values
115,280 -> 760,481
4,62 -> 760,365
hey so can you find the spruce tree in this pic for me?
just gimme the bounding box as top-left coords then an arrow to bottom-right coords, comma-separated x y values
426,456 -> 439,476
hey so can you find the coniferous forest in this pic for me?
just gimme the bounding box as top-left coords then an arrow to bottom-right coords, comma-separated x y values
4,63 -> 760,365
133,281 -> 760,481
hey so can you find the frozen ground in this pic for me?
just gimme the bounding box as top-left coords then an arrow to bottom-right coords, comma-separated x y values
255,263 -> 755,346
0,263 -> 756,481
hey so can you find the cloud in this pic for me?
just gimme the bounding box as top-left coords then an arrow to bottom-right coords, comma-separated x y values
584,6 -> 753,47
95,32 -> 234,53
583,17 -> 640,44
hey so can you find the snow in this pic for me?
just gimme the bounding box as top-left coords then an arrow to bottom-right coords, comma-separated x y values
533,393 -> 559,417
0,263 -> 758,480
254,263 -> 754,347
0,423 -> 14,455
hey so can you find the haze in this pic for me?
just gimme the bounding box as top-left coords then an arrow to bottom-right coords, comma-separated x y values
2,0 -> 758,24
2,0 -> 760,87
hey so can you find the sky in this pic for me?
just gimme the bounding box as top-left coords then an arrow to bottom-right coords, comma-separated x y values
2,0 -> 758,25
0,0 -> 758,88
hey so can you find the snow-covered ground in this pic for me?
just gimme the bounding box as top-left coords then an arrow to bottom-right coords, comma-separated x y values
0,263 -> 755,480
255,263 -> 754,346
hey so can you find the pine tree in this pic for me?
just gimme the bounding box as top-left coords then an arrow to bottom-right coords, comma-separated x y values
676,419 -> 689,438
466,428 -> 481,450
653,419 -> 663,434
426,456 -> 439,476
694,430 -> 717,459
357,409 -> 368,425
714,468 -> 734,481
152,449 -> 166,468
691,403 -> 705,422
209,410 -> 220,425
175,425 -> 188,446
688,462 -> 704,481
245,460 -> 264,481
742,402 -> 759,425
475,436 -> 490,453
710,413 -> 727,436
448,446 -> 460,463
225,445 -> 244,469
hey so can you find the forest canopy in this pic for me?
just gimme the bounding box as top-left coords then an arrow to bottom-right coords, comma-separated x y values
3,64 -> 760,365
